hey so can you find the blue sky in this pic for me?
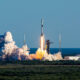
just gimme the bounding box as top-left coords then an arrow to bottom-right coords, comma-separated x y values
0,0 -> 80,48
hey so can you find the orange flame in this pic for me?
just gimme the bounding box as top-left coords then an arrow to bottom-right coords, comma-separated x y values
27,35 -> 47,60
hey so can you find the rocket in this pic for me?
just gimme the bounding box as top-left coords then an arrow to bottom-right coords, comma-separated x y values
40,19 -> 45,50
41,19 -> 43,36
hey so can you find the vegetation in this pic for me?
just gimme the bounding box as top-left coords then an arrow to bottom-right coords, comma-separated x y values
0,60 -> 79,80
0,60 -> 80,65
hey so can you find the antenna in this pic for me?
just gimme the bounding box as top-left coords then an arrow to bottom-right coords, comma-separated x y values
24,34 -> 26,45
59,33 -> 61,52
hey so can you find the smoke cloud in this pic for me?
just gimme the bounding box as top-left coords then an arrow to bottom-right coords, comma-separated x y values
0,32 -> 29,60
0,32 -> 63,61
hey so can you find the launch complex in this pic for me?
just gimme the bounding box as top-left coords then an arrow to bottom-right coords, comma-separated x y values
0,19 -> 63,61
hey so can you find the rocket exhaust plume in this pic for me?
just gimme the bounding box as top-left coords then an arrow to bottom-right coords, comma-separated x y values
40,35 -> 45,51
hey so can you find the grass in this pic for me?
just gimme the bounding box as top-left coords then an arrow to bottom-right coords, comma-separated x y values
0,61 -> 79,80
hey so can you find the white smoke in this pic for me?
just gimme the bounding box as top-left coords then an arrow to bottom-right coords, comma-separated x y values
4,32 -> 13,42
0,31 -> 63,61
2,32 -> 18,55
0,31 -> 29,60
43,52 -> 63,61
22,44 -> 29,55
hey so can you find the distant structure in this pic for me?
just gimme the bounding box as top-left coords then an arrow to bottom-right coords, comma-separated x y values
24,34 -> 26,45
59,33 -> 61,52
46,40 -> 53,54
22,34 -> 29,55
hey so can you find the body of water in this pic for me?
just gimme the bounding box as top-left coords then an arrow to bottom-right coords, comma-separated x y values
30,48 -> 80,57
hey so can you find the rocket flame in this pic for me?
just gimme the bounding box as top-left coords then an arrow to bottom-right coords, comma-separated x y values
29,35 -> 47,60
29,48 -> 47,60
33,35 -> 46,60
36,48 -> 46,60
